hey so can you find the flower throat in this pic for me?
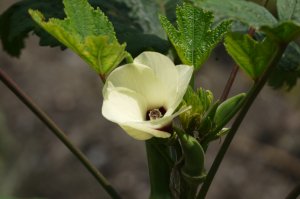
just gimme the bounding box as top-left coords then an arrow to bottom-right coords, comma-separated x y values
146,107 -> 166,121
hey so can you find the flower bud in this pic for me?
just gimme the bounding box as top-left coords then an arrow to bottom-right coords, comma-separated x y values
214,93 -> 245,125
174,126 -> 206,186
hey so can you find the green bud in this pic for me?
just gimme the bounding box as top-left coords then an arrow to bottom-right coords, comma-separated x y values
197,88 -> 213,112
204,100 -> 219,122
214,93 -> 245,125
179,108 -> 191,130
179,111 -> 200,135
184,86 -> 203,114
198,116 -> 213,136
174,126 -> 206,186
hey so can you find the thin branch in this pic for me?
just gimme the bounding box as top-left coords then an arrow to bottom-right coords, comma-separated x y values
219,0 -> 269,103
197,43 -> 288,199
0,68 -> 122,199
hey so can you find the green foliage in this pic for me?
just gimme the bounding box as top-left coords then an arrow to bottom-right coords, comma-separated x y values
278,42 -> 300,72
277,0 -> 300,23
116,0 -> 182,39
0,0 -> 66,57
260,22 -> 300,44
0,0 -> 171,58
29,0 -> 127,75
190,0 -> 277,28
268,67 -> 300,90
224,32 -> 278,79
159,3 -> 232,70
190,0 -> 300,43
269,42 -> 300,90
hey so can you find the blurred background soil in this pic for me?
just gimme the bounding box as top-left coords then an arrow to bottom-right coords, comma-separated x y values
1,0 -> 300,199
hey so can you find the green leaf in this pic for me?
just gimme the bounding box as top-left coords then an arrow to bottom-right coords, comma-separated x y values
224,32 -> 278,79
190,0 -> 277,28
279,42 -> 300,72
0,0 -> 170,58
268,42 -> 300,90
268,67 -> 300,90
190,0 -> 300,43
159,3 -> 232,70
277,0 -> 300,23
115,0 -> 181,40
29,0 -> 127,75
259,21 -> 300,44
0,0 -> 66,57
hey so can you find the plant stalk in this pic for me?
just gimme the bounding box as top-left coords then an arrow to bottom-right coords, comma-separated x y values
146,141 -> 173,199
187,185 -> 199,199
154,144 -> 175,168
201,83 -> 256,147
0,68 -> 122,199
197,43 -> 288,199
219,0 -> 269,103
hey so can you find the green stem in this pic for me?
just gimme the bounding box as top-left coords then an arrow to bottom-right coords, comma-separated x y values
146,141 -> 173,199
187,185 -> 199,199
126,53 -> 134,64
197,44 -> 288,199
219,0 -> 269,104
200,83 -> 256,148
154,144 -> 175,168
0,68 -> 122,199
286,182 -> 300,199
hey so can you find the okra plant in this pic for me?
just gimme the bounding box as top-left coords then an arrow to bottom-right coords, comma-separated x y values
0,0 -> 300,198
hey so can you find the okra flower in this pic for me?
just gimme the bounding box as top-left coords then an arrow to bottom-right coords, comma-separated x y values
102,52 -> 193,140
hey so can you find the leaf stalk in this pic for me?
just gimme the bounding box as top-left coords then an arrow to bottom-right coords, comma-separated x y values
219,0 -> 269,103
197,43 -> 288,199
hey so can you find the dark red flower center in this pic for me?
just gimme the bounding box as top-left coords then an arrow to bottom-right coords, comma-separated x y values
146,106 -> 166,121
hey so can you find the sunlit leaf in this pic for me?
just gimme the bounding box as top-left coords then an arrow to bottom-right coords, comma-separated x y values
159,3 -> 232,70
224,32 -> 278,79
29,0 -> 128,75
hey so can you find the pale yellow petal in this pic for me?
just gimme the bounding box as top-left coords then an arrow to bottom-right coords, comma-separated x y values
102,87 -> 147,123
120,122 -> 171,140
165,64 -> 193,116
103,63 -> 166,110
134,52 -> 178,109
